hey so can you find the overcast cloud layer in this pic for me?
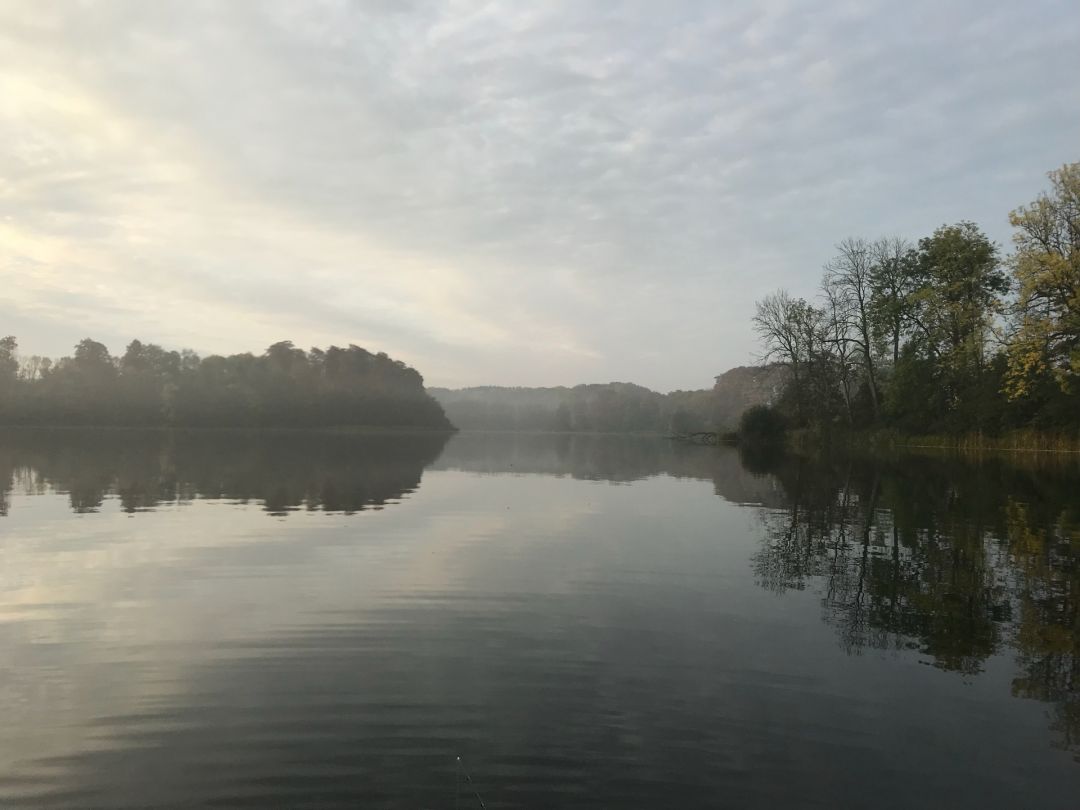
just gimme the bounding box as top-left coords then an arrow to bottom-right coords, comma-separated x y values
2,1 -> 1078,390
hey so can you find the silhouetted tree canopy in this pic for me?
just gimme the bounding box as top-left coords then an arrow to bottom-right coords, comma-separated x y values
0,338 -> 452,430
738,404 -> 786,444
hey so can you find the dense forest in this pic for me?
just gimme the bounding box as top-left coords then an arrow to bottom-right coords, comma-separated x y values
752,161 -> 1080,437
0,339 -> 452,429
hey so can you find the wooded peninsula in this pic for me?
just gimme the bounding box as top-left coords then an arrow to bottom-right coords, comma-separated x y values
0,340 -> 451,429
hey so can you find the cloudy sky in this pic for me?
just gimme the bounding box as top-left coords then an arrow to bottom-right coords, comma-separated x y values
1,1 -> 1078,390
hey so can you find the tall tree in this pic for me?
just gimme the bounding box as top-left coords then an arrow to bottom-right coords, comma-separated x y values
753,291 -> 808,422
825,238 -> 881,417
0,336 -> 17,387
1005,162 -> 1080,398
909,223 -> 1006,372
0,336 -> 18,419
753,290 -> 829,425
821,276 -> 858,424
870,237 -> 917,366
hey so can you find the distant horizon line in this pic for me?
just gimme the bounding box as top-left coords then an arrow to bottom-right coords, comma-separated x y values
428,365 -> 780,395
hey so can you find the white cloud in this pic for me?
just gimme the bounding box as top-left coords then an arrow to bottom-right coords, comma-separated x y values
1,0 -> 1078,388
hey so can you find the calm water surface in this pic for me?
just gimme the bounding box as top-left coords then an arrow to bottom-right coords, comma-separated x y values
1,429 -> 1078,808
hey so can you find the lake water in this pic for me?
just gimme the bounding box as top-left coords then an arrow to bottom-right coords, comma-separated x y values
1,429 -> 1078,808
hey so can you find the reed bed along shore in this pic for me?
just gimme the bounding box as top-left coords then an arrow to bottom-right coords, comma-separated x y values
787,427 -> 1080,458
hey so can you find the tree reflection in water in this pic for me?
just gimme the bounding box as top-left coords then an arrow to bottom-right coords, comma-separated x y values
2,430 -> 1076,763
0,428 -> 450,516
749,448 -> 1080,759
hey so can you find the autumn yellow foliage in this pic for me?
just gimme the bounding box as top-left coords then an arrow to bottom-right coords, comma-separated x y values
1005,163 -> 1080,397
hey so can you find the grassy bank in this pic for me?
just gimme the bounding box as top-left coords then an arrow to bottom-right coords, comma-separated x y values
787,427 -> 1080,456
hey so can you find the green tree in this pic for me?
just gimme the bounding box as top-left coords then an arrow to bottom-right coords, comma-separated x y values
1005,162 -> 1080,398
72,338 -> 116,378
0,336 -> 17,386
870,237 -> 918,366
909,223 -> 1006,372
0,336 -> 19,419
738,404 -> 786,444
902,223 -> 1007,428
119,340 -> 183,423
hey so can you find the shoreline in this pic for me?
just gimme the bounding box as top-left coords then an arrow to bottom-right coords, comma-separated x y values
788,427 -> 1080,456
0,424 -> 459,435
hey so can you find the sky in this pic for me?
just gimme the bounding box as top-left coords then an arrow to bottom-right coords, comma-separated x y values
1,1 -> 1078,391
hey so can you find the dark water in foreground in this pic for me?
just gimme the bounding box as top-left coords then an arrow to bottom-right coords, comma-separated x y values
1,429 -> 1078,808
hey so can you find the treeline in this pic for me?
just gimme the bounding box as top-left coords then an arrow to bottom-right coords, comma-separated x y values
429,383 -> 720,434
0,338 -> 452,429
753,161 -> 1080,436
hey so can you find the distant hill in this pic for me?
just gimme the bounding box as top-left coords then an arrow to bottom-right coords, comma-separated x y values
710,364 -> 789,430
429,382 -> 668,433
430,367 -> 787,433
